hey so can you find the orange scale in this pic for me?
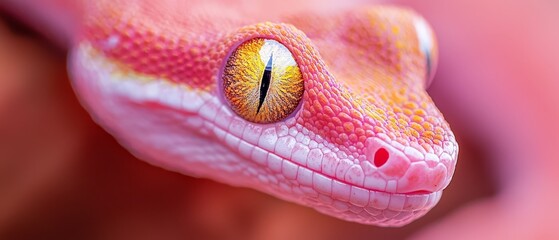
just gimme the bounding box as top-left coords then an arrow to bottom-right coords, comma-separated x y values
422,131 -> 435,139
409,129 -> 420,139
411,115 -> 424,123
397,118 -> 409,127
373,126 -> 385,134
410,122 -> 424,132
434,134 -> 444,141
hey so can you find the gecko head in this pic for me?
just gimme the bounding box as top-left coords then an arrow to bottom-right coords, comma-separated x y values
70,4 -> 456,227
212,7 -> 457,225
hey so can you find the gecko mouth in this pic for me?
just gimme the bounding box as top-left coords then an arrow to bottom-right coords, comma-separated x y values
403,190 -> 432,195
199,101 -> 447,201
205,115 -> 443,218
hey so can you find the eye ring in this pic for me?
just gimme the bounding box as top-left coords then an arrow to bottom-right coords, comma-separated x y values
221,38 -> 304,124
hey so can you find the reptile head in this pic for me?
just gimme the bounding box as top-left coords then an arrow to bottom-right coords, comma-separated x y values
71,2 -> 457,226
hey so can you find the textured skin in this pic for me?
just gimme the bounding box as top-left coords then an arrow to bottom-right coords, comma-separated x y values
4,0 -> 457,226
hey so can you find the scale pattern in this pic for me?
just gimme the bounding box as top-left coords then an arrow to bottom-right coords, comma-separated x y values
67,0 -> 458,226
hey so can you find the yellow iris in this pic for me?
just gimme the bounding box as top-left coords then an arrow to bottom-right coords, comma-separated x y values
222,38 -> 304,124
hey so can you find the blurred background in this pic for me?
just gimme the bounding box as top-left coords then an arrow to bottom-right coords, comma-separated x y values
0,0 -> 557,239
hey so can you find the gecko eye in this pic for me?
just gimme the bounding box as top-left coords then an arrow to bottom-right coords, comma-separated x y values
222,38 -> 304,124
414,17 -> 438,89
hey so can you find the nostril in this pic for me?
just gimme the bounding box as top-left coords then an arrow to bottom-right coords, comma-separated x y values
374,148 -> 389,167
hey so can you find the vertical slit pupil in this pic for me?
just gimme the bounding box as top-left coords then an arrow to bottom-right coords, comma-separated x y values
257,53 -> 273,114
424,46 -> 432,80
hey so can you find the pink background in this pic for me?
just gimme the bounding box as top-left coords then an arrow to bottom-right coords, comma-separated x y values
0,0 -> 558,239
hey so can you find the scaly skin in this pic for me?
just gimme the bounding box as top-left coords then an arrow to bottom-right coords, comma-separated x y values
2,0 -> 457,226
